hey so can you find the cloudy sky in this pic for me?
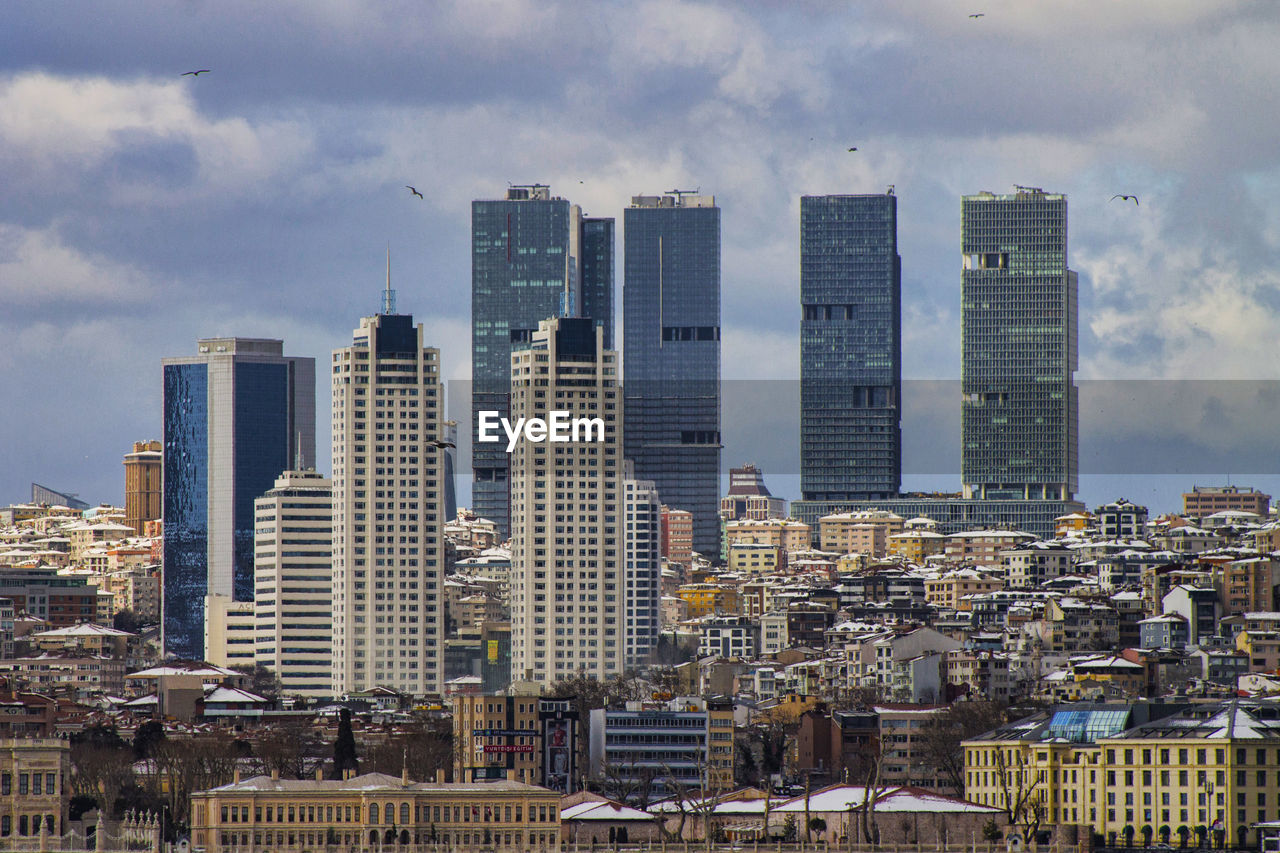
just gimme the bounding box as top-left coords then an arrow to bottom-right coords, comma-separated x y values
5,0 -> 1280,514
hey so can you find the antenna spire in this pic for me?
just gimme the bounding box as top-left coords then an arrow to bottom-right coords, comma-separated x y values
383,244 -> 396,314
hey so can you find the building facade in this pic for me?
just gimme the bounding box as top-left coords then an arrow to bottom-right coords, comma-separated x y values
799,193 -> 901,506
162,337 -> 315,660
1184,485 -> 1271,519
331,311 -> 446,696
0,738 -> 67,843
588,697 -> 734,799
509,317 -> 625,684
623,192 -> 721,558
123,439 -> 162,534
471,185 -> 614,537
624,471 -> 661,669
253,469 -> 333,699
961,188 -> 1078,502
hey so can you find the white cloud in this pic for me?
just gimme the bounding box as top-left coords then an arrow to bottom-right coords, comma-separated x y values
0,224 -> 154,307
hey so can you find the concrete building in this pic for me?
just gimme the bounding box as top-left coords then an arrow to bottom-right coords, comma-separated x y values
451,687 -> 545,785
509,317 -> 625,684
331,305 -> 446,696
623,471 -> 661,669
1184,485 -> 1270,519
162,337 -> 315,660
697,615 -> 758,659
624,192 -> 721,557
204,593 -> 255,668
1096,499 -> 1149,539
123,439 -> 162,534
818,510 -> 904,556
961,187 -> 1078,503
720,464 -> 786,520
471,184 -> 614,537
0,738 -> 68,841
659,507 -> 694,567
588,697 -> 734,799
253,469 -> 333,699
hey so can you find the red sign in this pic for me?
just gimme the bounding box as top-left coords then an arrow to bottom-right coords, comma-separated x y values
484,744 -> 535,753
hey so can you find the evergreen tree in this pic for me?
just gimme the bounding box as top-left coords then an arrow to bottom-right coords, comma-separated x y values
330,708 -> 359,779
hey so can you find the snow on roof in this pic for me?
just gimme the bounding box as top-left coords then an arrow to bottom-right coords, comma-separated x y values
33,623 -> 133,638
872,789 -> 1002,814
561,801 -> 653,822
204,686 -> 267,704
127,663 -> 237,679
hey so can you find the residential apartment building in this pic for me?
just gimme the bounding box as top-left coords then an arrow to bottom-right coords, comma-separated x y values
659,507 -> 694,567
451,689 -> 545,784
720,464 -> 786,520
331,309 -> 446,696
818,511 -> 904,556
624,472 -> 661,668
1184,486 -> 1270,519
509,317 -> 625,684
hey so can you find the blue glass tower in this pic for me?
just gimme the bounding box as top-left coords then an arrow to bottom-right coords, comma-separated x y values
799,193 -> 902,503
623,192 -> 721,558
471,185 -> 614,536
162,338 -> 314,660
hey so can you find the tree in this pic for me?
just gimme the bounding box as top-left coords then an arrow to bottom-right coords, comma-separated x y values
361,717 -> 454,781
148,735 -> 239,837
252,720 -> 327,780
331,708 -> 359,779
918,699 -> 1009,796
983,817 -> 1002,842
595,762 -> 661,809
70,725 -> 134,818
991,746 -> 1046,844
112,609 -> 140,634
231,663 -> 282,701
133,720 -> 166,760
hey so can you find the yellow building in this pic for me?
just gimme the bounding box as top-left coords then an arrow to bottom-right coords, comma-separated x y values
1238,631 -> 1280,673
727,542 -> 782,575
923,569 -> 1004,610
451,690 -> 545,784
723,518 -> 811,553
887,529 -> 946,562
818,511 -> 904,557
676,583 -> 742,618
964,701 -> 1280,848
0,738 -> 67,841
191,773 -> 562,853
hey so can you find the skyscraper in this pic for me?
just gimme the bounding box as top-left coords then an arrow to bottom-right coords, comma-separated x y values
162,338 -> 315,660
509,316 -> 625,683
623,192 -> 721,557
471,185 -> 614,536
253,469 -> 332,699
623,464 -> 660,669
961,187 -> 1078,501
799,193 -> 902,503
331,308 -> 446,696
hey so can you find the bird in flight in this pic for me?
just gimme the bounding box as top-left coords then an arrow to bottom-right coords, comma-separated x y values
1111,194 -> 1139,205
848,146 -> 858,152
969,13 -> 985,18
428,440 -> 456,449
181,69 -> 211,76
406,186 -> 423,199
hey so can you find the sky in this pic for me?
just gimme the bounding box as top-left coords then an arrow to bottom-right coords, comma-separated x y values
5,0 -> 1280,515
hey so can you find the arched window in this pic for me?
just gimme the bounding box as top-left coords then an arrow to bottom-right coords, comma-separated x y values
400,803 -> 410,825
385,801 -> 394,824
369,803 -> 379,824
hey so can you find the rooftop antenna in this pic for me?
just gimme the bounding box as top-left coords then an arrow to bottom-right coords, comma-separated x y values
383,244 -> 396,314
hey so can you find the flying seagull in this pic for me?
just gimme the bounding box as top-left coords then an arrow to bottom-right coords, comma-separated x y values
406,186 -> 423,199
847,146 -> 858,152
969,13 -> 985,18
181,69 -> 211,76
428,440 -> 456,449
1111,194 -> 1139,205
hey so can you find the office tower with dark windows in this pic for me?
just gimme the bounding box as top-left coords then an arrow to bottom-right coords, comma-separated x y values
332,307 -> 446,697
623,192 -> 721,558
961,187 -> 1078,501
509,317 -> 625,684
471,185 -> 614,537
798,193 -> 902,505
161,338 -> 315,660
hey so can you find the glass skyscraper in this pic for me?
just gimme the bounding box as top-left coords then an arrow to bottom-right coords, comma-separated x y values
471,185 -> 614,536
798,193 -> 902,503
623,192 -> 721,557
961,188 -> 1078,501
162,338 -> 315,660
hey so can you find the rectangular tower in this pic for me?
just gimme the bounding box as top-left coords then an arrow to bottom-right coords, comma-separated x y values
161,338 -> 315,661
471,185 -> 614,537
624,467 -> 661,669
799,193 -> 901,503
331,312 -> 446,696
123,440 -> 163,534
623,192 -> 721,558
253,468 -> 332,699
509,317 -> 625,683
961,188 -> 1078,501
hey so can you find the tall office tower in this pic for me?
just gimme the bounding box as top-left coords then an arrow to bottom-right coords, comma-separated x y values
332,308 -> 446,696
623,192 -> 721,558
123,440 -> 163,534
162,338 -> 315,661
509,317 -> 625,683
471,185 -> 615,537
798,194 -> 901,503
253,469 -> 332,700
961,187 -> 1078,501
623,464 -> 660,668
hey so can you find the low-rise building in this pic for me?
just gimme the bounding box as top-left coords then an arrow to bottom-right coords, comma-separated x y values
0,737 -> 67,842
588,697 -> 734,799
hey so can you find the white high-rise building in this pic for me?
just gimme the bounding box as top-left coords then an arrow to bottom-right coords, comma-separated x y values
331,310 -> 445,696
253,469 -> 333,699
510,317 -> 625,683
624,466 -> 660,669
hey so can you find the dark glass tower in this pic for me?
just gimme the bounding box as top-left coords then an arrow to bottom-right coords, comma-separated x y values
162,338 -> 315,660
623,192 -> 721,557
961,187 -> 1078,501
471,185 -> 614,536
799,193 -> 902,502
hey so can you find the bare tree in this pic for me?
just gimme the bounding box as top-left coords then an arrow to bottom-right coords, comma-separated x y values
917,699 -> 1008,796
992,747 -> 1045,843
595,761 -> 660,808
70,744 -> 135,817
149,735 -> 240,832
362,718 -> 455,780
251,720 -> 327,780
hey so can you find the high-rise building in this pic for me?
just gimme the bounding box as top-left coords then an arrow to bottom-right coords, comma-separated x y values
123,440 -> 163,534
509,317 -> 625,684
721,463 -> 786,520
798,193 -> 901,503
961,188 -> 1078,501
331,308 -> 446,696
623,466 -> 660,669
161,338 -> 315,661
471,185 -> 614,537
623,192 -> 721,557
253,469 -> 332,699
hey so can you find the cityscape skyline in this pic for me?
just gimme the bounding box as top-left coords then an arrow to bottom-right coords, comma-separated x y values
7,2 -> 1280,515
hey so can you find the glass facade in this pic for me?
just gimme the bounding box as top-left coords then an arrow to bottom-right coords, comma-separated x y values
961,190 -> 1078,501
231,362 -> 292,602
162,363 -> 209,660
799,194 -> 901,502
623,195 -> 721,557
470,188 -> 614,536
